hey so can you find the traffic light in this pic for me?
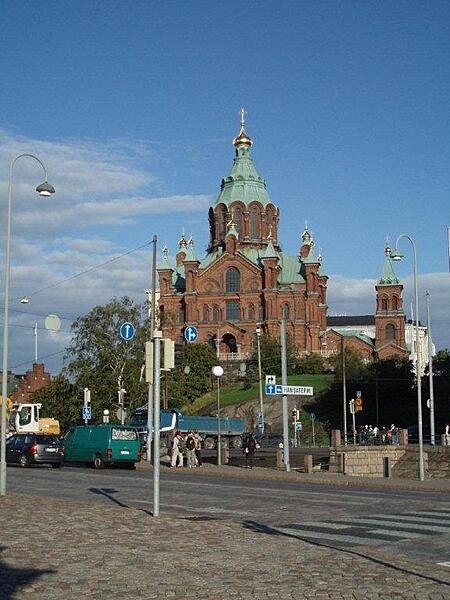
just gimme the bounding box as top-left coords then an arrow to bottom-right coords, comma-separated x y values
291,408 -> 300,422
355,397 -> 363,412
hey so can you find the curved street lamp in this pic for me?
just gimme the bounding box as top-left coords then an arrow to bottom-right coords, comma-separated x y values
212,365 -> 224,465
1,154 -> 55,496
391,233 -> 424,482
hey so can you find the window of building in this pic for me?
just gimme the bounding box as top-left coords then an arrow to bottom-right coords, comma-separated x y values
234,207 -> 242,235
283,303 -> 290,319
385,324 -> 395,341
226,300 -> 240,321
250,207 -> 259,238
179,306 -> 185,324
226,267 -> 240,292
381,297 -> 388,311
212,305 -> 219,323
392,296 -> 399,310
248,304 -> 255,320
202,305 -> 209,322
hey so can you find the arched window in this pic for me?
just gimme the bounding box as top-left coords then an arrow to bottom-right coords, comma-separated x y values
385,324 -> 395,341
226,300 -> 240,321
381,297 -> 388,311
178,306 -> 185,324
234,207 -> 242,235
202,305 -> 209,323
250,207 -> 259,238
226,267 -> 240,292
218,208 -> 227,239
212,305 -> 220,323
392,296 -> 399,310
283,303 -> 290,319
248,304 -> 255,321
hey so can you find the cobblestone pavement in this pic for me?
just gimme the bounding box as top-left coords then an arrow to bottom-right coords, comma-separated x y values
2,468 -> 450,599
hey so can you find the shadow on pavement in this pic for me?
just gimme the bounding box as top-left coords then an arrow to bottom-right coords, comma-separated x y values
242,520 -> 450,587
0,546 -> 55,600
88,487 -> 153,516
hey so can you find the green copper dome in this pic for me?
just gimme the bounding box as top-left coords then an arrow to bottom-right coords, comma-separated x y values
215,112 -> 273,209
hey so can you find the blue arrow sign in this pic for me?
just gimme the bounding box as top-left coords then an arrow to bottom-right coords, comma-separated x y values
184,325 -> 198,343
265,384 -> 276,395
120,322 -> 135,341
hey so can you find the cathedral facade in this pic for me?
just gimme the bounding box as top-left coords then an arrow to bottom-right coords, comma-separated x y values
157,115 -> 328,359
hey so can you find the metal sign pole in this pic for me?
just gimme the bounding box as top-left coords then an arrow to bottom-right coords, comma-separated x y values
153,330 -> 162,517
280,319 -> 290,472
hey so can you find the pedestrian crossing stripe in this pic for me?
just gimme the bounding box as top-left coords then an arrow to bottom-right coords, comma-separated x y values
272,508 -> 450,548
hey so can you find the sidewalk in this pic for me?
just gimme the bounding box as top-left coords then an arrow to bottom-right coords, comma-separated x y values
1,465 -> 450,599
137,457 -> 450,494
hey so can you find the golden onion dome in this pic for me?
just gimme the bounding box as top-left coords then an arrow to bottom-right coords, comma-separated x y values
233,107 -> 253,147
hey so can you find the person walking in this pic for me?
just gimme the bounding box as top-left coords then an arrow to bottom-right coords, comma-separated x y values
444,424 -> 450,446
185,431 -> 197,468
170,431 -> 184,467
193,430 -> 203,467
242,432 -> 256,469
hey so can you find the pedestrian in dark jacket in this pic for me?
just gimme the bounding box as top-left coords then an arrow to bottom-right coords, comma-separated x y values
242,433 -> 256,469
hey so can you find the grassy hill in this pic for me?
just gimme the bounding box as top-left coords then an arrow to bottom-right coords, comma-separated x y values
182,374 -> 333,415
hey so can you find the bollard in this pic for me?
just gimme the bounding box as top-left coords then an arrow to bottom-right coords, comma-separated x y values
383,456 -> 391,478
276,447 -> 284,469
304,454 -> 313,473
331,429 -> 341,447
338,452 -> 346,474
221,447 -> 229,464
399,429 -> 408,445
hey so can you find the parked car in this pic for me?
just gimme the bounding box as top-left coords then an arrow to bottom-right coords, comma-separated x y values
64,424 -> 141,469
5,433 -> 64,468
255,433 -> 284,448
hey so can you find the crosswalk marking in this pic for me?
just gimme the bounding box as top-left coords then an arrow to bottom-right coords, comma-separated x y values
272,507 -> 450,548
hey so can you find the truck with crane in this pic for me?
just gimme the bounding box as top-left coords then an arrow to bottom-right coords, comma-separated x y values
0,397 -> 60,437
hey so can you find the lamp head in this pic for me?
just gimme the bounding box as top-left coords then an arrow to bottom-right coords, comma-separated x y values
212,365 -> 224,377
391,249 -> 403,261
20,296 -> 29,304
36,181 -> 55,197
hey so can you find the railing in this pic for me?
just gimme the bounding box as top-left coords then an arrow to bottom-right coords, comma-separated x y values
217,352 -> 249,361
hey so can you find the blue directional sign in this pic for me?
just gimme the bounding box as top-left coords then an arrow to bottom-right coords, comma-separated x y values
120,322 -> 135,341
184,325 -> 199,343
265,384 -> 276,395
82,406 -> 92,420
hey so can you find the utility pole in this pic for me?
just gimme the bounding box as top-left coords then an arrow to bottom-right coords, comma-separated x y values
146,235 -> 157,463
341,336 -> 347,446
280,319 -> 290,472
153,330 -> 162,517
426,290 -> 435,445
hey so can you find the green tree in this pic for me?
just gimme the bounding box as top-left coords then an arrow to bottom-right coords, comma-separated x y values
63,296 -> 150,423
166,343 -> 217,408
31,374 -> 78,433
296,353 -> 325,374
428,349 -> 450,435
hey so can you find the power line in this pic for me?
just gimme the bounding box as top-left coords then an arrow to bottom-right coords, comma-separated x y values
11,240 -> 153,301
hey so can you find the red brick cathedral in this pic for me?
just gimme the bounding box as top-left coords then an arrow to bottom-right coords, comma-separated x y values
157,113 -> 408,363
158,113 -> 327,359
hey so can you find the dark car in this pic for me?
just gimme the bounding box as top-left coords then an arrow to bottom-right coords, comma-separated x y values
255,433 -> 285,448
5,433 -> 64,468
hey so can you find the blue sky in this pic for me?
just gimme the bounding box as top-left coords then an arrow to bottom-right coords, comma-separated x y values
1,0 -> 449,374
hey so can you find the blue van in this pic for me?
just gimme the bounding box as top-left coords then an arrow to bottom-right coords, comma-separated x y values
64,424 -> 141,469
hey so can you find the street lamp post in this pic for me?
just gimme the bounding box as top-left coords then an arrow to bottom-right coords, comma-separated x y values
1,154 -> 55,496
426,290 -> 435,445
212,365 -> 224,465
392,234 -> 425,481
256,323 -> 264,434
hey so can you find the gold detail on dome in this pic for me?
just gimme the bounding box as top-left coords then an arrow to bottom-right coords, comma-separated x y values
233,107 -> 253,147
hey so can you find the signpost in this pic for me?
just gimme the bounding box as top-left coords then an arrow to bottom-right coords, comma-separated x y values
120,322 -> 135,341
265,384 -> 313,396
184,325 -> 198,343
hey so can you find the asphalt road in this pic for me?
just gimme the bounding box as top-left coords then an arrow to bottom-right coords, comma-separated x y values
5,461 -> 450,578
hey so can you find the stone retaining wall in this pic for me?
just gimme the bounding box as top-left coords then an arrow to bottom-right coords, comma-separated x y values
330,447 -> 406,477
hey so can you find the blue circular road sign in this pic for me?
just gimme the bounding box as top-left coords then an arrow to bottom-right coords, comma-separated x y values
184,325 -> 199,343
120,321 -> 136,341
